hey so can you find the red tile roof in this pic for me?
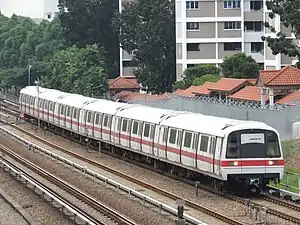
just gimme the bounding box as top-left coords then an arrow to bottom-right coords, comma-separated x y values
245,78 -> 256,85
228,86 -> 269,102
109,77 -> 140,89
259,66 -> 300,86
276,91 -> 300,105
208,78 -> 252,93
192,82 -> 216,95
174,86 -> 201,97
116,91 -> 169,101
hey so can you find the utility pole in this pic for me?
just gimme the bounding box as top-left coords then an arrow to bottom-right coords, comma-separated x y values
28,65 -> 32,86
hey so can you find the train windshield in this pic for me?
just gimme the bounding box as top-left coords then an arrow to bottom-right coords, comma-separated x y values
226,129 -> 281,159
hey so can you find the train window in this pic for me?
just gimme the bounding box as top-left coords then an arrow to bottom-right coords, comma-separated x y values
226,131 -> 239,158
143,123 -> 150,137
132,121 -> 139,135
95,114 -> 100,125
87,111 -> 92,123
266,131 -> 281,157
193,133 -> 199,150
122,119 -> 128,132
103,115 -> 108,127
209,137 -> 216,154
73,108 -> 77,119
177,130 -> 182,146
183,131 -> 193,148
67,107 -> 70,117
200,135 -> 209,152
169,129 -> 177,144
60,105 -> 64,115
162,127 -> 168,142
150,124 -> 155,139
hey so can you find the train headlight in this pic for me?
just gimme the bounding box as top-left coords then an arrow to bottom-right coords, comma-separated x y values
268,160 -> 274,165
233,161 -> 239,166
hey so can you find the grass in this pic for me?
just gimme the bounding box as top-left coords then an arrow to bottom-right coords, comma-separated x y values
269,140 -> 300,193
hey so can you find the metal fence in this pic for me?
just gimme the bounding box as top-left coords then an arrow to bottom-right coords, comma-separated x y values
273,171 -> 300,194
128,94 -> 300,141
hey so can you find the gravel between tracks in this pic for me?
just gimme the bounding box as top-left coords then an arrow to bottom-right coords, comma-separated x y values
0,127 -> 176,225
2,123 -> 298,225
0,164 -> 73,225
0,193 -> 29,225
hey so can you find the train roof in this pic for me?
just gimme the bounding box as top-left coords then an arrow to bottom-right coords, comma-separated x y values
116,105 -> 179,124
20,86 -> 49,97
161,113 -> 276,136
161,113 -> 246,136
56,94 -> 97,107
38,89 -> 69,101
82,99 -> 129,115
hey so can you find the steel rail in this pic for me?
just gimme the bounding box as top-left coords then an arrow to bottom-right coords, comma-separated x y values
0,144 -> 136,225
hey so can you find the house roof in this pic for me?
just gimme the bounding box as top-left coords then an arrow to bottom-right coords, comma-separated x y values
174,86 -> 202,97
276,91 -> 300,105
109,77 -> 140,90
116,91 -> 169,101
259,66 -> 300,86
228,86 -> 269,102
208,78 -> 252,93
192,82 -> 216,95
245,78 -> 256,85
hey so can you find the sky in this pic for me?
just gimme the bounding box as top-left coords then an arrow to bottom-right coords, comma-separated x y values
0,0 -> 44,18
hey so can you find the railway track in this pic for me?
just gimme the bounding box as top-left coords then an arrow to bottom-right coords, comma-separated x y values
1,98 -> 300,224
0,144 -> 136,225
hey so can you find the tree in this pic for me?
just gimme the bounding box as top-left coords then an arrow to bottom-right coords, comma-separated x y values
220,53 -> 261,78
173,64 -> 220,90
261,0 -> 300,67
58,0 -> 119,77
0,14 -> 66,90
114,0 -> 176,94
193,74 -> 221,86
43,45 -> 108,96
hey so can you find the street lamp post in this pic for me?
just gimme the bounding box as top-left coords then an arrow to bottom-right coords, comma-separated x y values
28,65 -> 32,86
35,78 -> 40,129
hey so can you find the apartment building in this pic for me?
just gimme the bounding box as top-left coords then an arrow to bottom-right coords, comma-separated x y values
175,0 -> 298,80
119,0 -> 298,80
43,0 -> 59,21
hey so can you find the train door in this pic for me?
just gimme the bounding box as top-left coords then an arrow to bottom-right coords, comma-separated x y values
213,137 -> 223,176
114,117 -> 121,145
208,137 -> 216,173
158,126 -> 167,159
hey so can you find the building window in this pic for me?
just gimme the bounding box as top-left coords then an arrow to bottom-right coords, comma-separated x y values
186,1 -> 199,9
123,60 -> 137,67
251,42 -> 264,52
224,42 -> 242,51
224,21 -> 241,30
250,1 -> 263,11
187,64 -> 196,68
224,0 -> 241,9
244,21 -> 263,31
187,43 -> 200,51
187,22 -> 200,31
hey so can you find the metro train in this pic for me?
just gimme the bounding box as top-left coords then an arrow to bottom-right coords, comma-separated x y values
19,86 -> 285,193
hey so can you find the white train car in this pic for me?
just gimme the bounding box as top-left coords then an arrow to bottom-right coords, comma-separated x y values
19,86 -> 285,192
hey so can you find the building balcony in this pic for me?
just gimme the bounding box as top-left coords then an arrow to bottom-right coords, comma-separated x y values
245,51 -> 264,62
244,31 -> 264,42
